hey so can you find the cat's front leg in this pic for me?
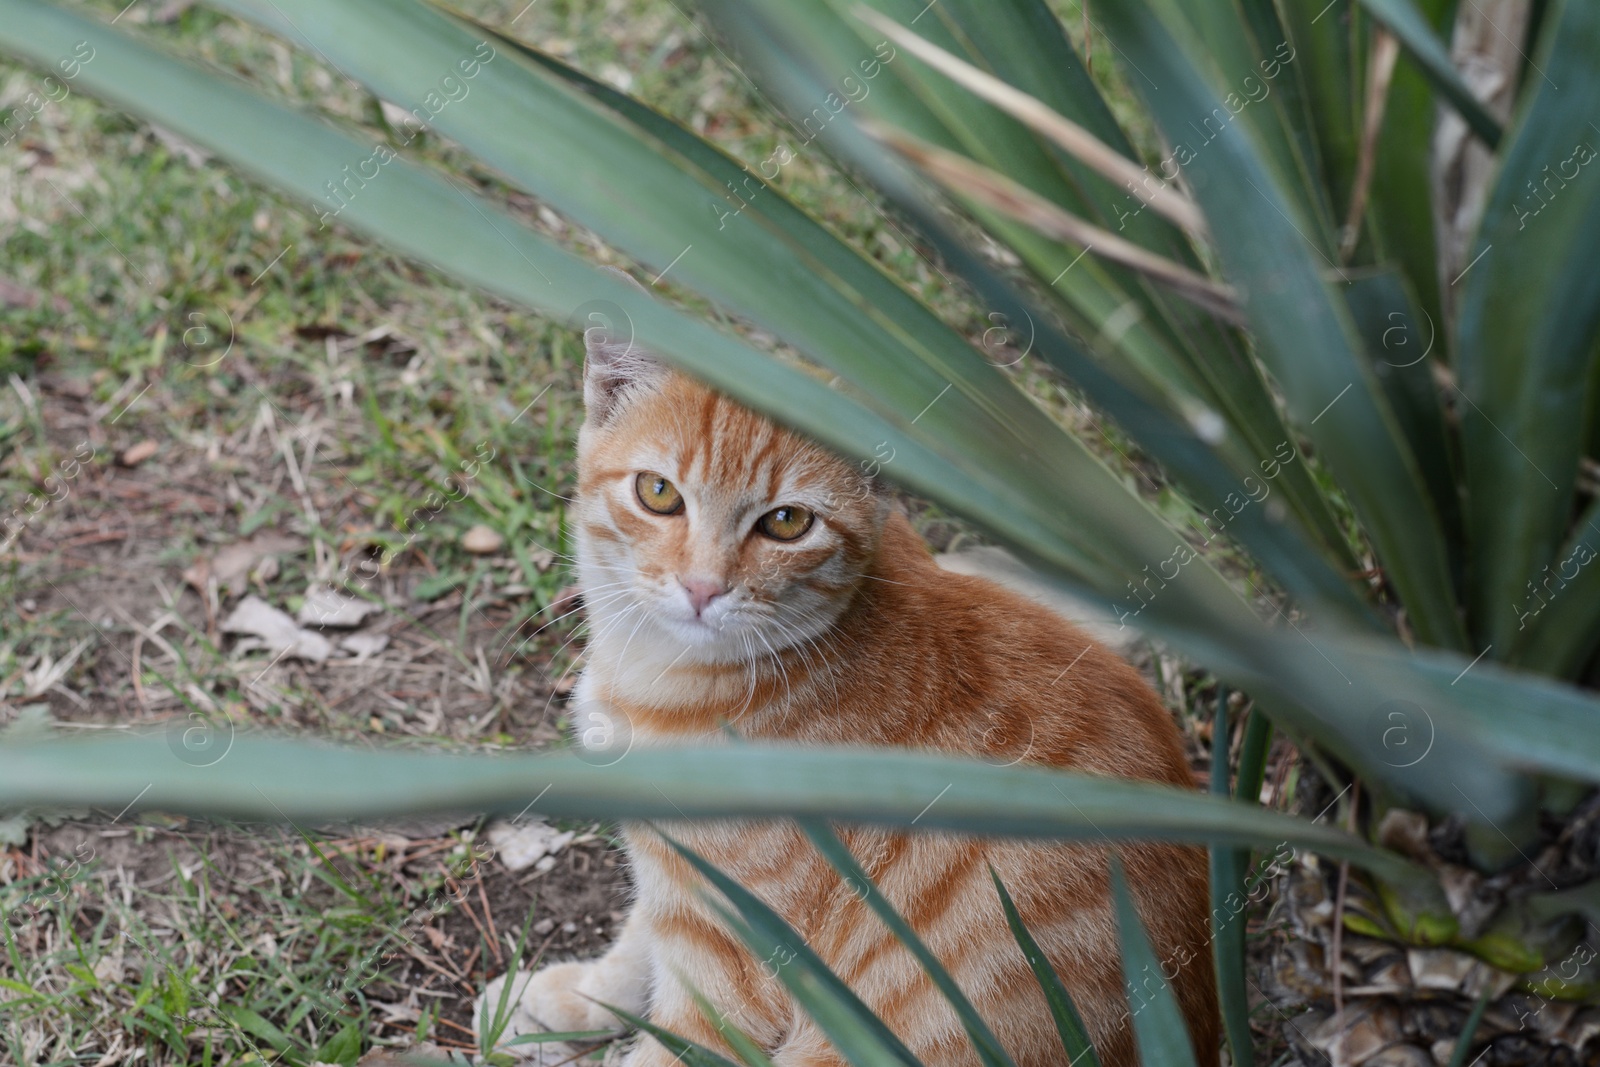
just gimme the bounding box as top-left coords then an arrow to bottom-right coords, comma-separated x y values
616,909 -> 788,1067
475,907 -> 652,1055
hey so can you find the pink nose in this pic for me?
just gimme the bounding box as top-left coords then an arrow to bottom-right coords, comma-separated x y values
680,576 -> 727,616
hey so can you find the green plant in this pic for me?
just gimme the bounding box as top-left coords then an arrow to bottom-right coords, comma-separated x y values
2,0 -> 1599,1061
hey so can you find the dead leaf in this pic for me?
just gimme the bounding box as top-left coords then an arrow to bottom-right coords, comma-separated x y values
299,584 -> 384,628
184,533 -> 301,598
221,596 -> 332,662
339,633 -> 390,660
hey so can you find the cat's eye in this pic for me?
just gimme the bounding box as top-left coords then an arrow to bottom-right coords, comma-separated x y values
756,505 -> 814,541
635,472 -> 684,515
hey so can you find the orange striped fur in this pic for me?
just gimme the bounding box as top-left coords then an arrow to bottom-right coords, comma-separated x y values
477,329 -> 1219,1067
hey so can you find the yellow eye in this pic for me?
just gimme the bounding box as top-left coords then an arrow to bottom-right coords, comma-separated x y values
635,472 -> 684,515
757,505 -> 814,541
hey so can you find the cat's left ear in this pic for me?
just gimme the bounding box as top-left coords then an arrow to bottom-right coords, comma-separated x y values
583,266 -> 669,424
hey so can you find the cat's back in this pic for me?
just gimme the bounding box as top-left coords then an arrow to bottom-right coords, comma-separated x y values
850,514 -> 1193,790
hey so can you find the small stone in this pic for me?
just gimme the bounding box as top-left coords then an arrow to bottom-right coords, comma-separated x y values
534,855 -> 558,874
118,440 -> 159,467
487,817 -> 567,872
532,918 -> 556,936
461,524 -> 504,554
561,921 -> 577,934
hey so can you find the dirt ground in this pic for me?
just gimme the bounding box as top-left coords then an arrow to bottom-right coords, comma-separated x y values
0,352 -> 641,1061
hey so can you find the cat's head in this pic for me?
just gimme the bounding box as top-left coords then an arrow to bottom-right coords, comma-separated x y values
573,299 -> 888,662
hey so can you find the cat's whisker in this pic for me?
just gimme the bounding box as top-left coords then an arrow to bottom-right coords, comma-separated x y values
537,600 -> 647,723
500,587 -> 634,661
750,628 -> 797,710
725,630 -> 760,725
769,614 -> 842,713
541,598 -> 638,686
491,578 -> 633,656
610,605 -> 654,676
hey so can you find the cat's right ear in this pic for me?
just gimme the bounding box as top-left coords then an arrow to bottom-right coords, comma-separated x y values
583,266 -> 668,424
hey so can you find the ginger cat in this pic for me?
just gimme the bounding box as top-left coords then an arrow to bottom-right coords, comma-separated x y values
477,305 -> 1219,1067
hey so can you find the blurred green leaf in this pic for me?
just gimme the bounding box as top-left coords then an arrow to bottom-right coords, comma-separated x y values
1109,855 -> 1200,1067
800,820 -> 1015,1067
990,868 -> 1101,1067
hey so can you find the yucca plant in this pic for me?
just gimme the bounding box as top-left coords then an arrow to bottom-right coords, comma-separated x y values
3,0 -> 1600,1061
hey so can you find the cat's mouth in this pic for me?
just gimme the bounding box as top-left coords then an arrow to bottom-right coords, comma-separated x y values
657,614 -> 736,649
655,597 -> 752,647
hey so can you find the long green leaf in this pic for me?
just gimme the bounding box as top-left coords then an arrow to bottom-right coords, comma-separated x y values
1146,0 -> 1339,245
1089,0 -> 1469,652
664,835 -> 918,1067
1356,0 -> 1504,146
685,987 -> 777,1067
209,0 -> 1250,617
1455,0 -> 1600,660
799,820 -> 1015,1067
0,0 -> 1213,636
0,735 -> 1430,886
603,1002 -> 745,1067
1275,0 -> 1361,241
989,869 -> 1100,1067
1517,498 -> 1600,676
1366,0 -> 1455,324
1109,855 -> 1200,1067
1342,269 -> 1462,570
1208,689 -> 1253,1067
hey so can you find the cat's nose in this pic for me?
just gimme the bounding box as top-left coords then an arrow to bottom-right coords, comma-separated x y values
680,576 -> 727,616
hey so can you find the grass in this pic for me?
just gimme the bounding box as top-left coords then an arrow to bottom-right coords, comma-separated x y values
0,0 -> 1302,1063
2,812 -> 630,1065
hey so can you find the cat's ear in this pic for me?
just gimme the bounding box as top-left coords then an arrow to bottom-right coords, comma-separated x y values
583,267 -> 668,424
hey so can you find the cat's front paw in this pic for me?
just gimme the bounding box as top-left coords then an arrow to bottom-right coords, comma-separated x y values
475,961 -> 626,1059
